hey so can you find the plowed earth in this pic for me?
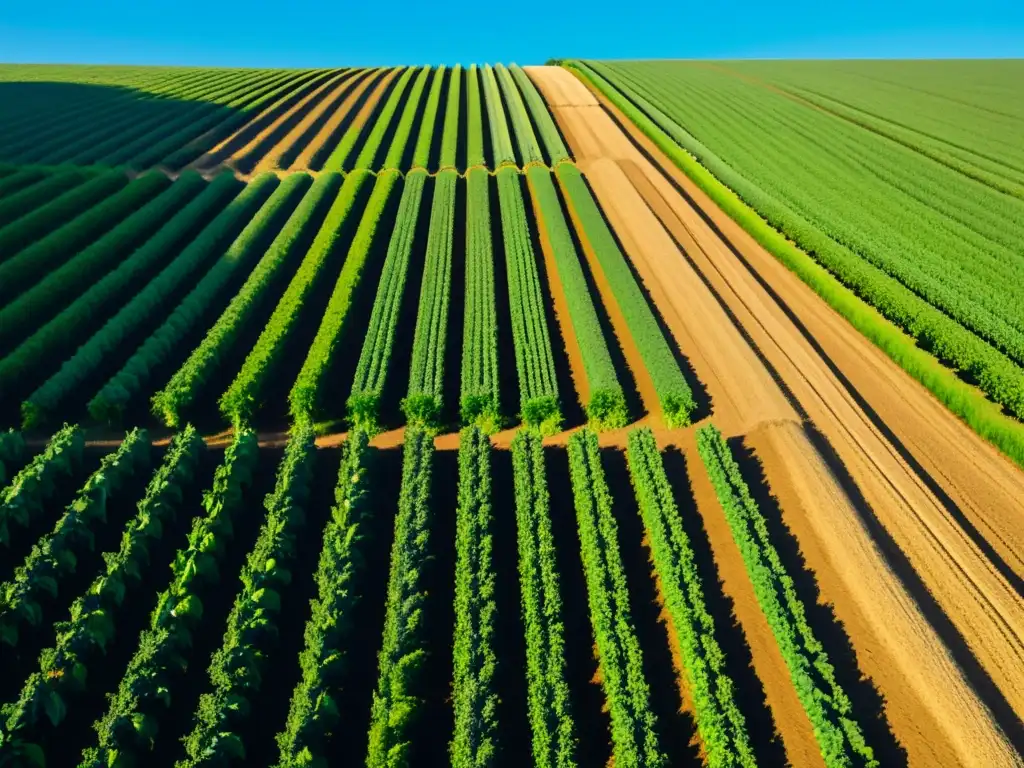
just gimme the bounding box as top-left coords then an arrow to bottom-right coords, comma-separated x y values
527,64 -> 1024,767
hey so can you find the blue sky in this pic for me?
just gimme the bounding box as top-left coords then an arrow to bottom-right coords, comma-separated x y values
1,0 -> 1021,67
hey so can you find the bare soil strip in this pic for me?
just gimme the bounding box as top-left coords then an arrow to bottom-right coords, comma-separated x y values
528,64 -> 1024,767
252,68 -> 369,172
290,68 -> 391,170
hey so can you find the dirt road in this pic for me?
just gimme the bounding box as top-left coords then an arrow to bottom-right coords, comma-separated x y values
528,64 -> 1024,767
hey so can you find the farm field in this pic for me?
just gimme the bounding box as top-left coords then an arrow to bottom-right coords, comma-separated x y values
0,59 -> 1023,768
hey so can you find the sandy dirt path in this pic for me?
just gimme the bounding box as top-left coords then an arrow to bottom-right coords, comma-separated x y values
289,68 -> 390,170
251,68 -> 369,172
528,64 -> 1024,767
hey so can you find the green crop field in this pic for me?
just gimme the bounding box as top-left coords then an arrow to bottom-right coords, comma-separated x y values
1,57 -> 1022,768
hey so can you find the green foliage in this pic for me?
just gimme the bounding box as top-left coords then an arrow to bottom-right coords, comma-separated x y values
494,64 -> 543,165
412,65 -> 446,170
290,170 -> 401,422
0,427 -> 203,761
625,428 -> 755,767
80,428 -> 258,768
450,427 -> 499,766
0,169 -> 93,233
527,167 -> 626,430
0,171 -> 126,260
89,174 -> 310,424
274,430 -> 371,767
695,424 -> 877,768
347,171 -> 428,433
0,174 -> 242,406
554,163 -> 694,427
0,173 -> 205,353
155,172 -> 340,427
365,427 -> 434,768
0,430 -> 26,487
20,175 -> 278,429
466,65 -> 485,169
404,170 -> 457,429
383,66 -> 431,170
509,430 -> 577,768
0,429 -> 148,649
352,68 -> 417,171
0,172 -> 168,306
481,66 -> 515,167
0,424 -> 84,550
508,64 -> 570,164
460,169 -> 500,431
439,65 -> 462,171
219,171 -> 369,425
496,167 -> 561,433
179,424 -> 315,767
566,430 -> 665,768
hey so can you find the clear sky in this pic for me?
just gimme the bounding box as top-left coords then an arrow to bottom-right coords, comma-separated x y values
1,0 -> 1021,67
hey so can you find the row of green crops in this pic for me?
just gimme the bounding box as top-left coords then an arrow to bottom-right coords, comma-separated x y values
405,170 -> 457,428
566,429 -> 665,768
80,427 -> 258,767
290,170 -> 402,422
0,172 -> 167,306
88,174 -> 310,424
0,170 -> 92,230
0,424 -> 83,549
509,430 -> 577,768
274,429 -> 372,766
695,424 -> 877,768
0,171 -> 127,261
0,174 -> 242,403
219,172 -> 369,424
439,65 -> 462,170
624,428 -> 754,767
365,426 -> 434,767
320,68 -> 403,172
413,65 -> 446,170
179,424 -> 316,766
466,65 -> 486,169
154,172 -> 341,427
497,168 -> 561,433
554,163 -> 696,427
482,65 -> 516,167
0,427 -> 203,766
527,167 -> 627,430
348,170 -> 428,432
350,68 -> 418,171
495,64 -> 544,165
460,169 -> 501,431
0,172 -> 205,354
381,67 -> 431,170
0,429 -> 147,649
450,426 -> 499,766
20,176 -> 278,428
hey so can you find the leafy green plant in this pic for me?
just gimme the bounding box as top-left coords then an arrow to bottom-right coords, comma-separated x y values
178,424 -> 315,767
80,428 -> 258,768
365,427 -> 434,767
695,424 -> 877,768
566,430 -> 665,768
510,429 -> 577,768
